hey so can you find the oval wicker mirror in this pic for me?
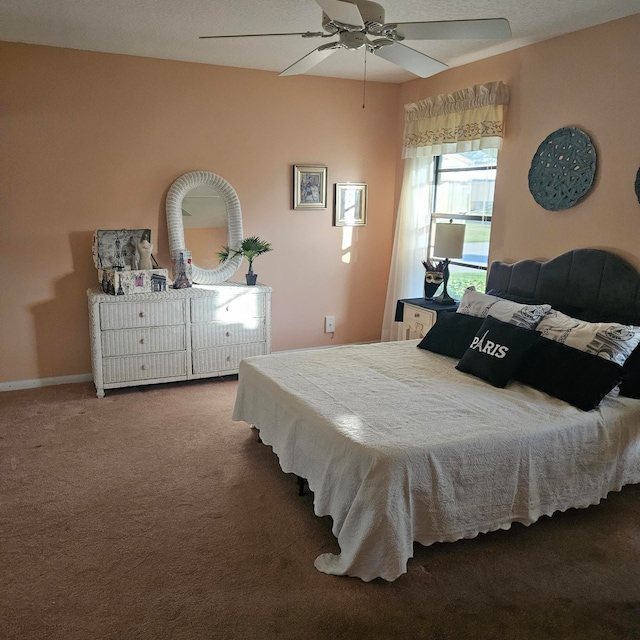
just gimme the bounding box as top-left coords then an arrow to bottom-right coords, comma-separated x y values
166,171 -> 244,284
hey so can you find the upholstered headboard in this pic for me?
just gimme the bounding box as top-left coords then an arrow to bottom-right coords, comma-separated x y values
486,248 -> 640,322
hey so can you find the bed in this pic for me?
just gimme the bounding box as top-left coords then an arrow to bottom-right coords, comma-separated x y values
232,249 -> 640,582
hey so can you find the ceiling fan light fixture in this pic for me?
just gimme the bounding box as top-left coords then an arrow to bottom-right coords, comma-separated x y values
201,0 -> 511,81
339,31 -> 368,50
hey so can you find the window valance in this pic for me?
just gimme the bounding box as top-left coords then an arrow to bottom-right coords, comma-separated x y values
402,81 -> 509,159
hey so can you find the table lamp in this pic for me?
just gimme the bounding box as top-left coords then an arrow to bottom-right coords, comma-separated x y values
432,221 -> 465,304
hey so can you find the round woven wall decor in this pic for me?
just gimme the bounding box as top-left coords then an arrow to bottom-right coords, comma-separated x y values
528,127 -> 597,211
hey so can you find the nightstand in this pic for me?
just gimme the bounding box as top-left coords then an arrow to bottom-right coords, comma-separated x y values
395,298 -> 458,340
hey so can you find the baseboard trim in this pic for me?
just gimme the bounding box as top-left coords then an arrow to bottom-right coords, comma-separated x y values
0,373 -> 93,393
0,342 -> 382,392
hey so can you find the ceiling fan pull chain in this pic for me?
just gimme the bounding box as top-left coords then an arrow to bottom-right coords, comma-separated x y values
362,47 -> 367,109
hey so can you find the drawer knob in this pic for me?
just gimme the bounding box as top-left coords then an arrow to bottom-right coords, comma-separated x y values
226,356 -> 231,362
141,364 -> 149,371
139,311 -> 146,318
140,338 -> 145,344
225,332 -> 231,337
414,312 -> 420,318
225,306 -> 230,312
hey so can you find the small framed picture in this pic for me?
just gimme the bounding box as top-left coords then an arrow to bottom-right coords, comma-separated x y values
293,165 -> 328,210
334,183 -> 367,226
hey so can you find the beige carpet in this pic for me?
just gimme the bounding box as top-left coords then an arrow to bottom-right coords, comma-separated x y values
1,378 -> 639,640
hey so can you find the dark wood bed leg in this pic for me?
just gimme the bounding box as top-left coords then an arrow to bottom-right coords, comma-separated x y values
297,476 -> 306,496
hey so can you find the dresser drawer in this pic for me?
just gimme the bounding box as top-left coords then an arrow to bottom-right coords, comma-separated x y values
191,294 -> 264,323
88,286 -> 271,398
100,300 -> 184,330
101,326 -> 185,357
192,343 -> 266,375
103,352 -> 187,384
402,304 -> 437,340
191,321 -> 265,349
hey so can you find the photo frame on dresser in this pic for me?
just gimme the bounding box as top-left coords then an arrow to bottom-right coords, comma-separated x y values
293,165 -> 327,210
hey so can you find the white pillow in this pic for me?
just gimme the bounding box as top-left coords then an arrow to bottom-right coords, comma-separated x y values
536,309 -> 640,366
456,287 -> 551,329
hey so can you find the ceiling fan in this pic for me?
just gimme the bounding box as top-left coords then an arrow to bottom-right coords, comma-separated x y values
200,0 -> 511,78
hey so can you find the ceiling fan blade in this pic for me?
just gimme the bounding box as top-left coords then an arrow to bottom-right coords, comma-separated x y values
374,42 -> 447,78
394,18 -> 511,41
315,0 -> 364,28
200,31 -> 324,40
279,45 -> 339,76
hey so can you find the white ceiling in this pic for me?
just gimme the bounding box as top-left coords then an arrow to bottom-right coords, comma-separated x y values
1,0 -> 638,83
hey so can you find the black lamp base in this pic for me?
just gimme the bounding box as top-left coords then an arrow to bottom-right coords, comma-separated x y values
433,258 -> 457,305
433,290 -> 457,305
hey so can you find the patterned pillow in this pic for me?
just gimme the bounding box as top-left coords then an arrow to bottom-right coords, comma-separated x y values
456,287 -> 551,329
536,309 -> 640,366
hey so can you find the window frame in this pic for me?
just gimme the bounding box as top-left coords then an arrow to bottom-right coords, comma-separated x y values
428,152 -> 498,274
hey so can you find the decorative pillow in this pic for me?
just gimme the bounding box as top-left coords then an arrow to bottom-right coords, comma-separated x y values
417,311 -> 484,359
619,344 -> 640,398
456,316 -> 540,388
515,337 -> 624,411
536,309 -> 640,366
486,289 -> 587,319
456,287 -> 551,329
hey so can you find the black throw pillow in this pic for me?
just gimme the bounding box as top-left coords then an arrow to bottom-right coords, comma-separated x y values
456,316 -> 539,388
515,336 -> 624,410
620,344 -> 640,398
417,311 -> 484,359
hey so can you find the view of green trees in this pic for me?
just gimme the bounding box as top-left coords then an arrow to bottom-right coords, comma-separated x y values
447,271 -> 487,298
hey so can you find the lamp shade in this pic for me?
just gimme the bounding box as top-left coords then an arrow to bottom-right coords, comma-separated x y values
433,223 -> 465,259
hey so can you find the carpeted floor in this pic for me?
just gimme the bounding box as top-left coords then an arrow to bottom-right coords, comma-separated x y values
1,378 -> 639,640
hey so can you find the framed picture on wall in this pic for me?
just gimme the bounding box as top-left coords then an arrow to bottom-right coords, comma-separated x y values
334,183 -> 367,227
293,165 -> 328,210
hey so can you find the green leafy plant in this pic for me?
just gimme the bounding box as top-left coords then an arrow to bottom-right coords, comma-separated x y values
218,235 -> 273,275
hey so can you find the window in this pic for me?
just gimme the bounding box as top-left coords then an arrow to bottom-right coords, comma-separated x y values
429,149 -> 497,298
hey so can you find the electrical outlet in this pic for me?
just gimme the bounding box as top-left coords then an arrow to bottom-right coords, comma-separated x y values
324,316 -> 335,333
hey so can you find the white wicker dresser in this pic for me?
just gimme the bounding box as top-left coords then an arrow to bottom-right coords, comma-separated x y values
87,282 -> 271,397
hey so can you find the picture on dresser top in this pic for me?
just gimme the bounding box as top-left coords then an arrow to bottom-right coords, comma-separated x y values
171,250 -> 193,289
92,229 -> 152,272
100,268 -> 168,295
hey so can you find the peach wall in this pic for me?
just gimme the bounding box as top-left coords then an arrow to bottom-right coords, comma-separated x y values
2,14 -> 639,386
0,42 -> 400,383
398,14 -> 640,269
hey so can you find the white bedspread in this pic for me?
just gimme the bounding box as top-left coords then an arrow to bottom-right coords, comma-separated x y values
232,341 -> 640,582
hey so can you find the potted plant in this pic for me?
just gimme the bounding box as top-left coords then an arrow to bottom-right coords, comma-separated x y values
218,235 -> 273,286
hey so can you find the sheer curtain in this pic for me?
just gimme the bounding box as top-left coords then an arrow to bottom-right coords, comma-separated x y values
381,156 -> 434,342
381,81 -> 509,342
